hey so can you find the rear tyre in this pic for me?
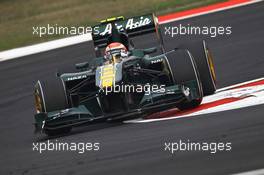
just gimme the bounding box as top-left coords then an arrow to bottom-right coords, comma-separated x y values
179,40 -> 217,95
34,76 -> 72,136
164,49 -> 203,110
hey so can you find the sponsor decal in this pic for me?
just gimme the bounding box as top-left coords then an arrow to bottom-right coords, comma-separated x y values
125,17 -> 151,30
97,16 -> 152,36
151,58 -> 163,64
67,75 -> 87,81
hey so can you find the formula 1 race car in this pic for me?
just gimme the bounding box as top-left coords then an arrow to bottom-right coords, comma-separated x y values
34,14 -> 216,136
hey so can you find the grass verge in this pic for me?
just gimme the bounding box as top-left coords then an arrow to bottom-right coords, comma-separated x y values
0,0 -> 225,51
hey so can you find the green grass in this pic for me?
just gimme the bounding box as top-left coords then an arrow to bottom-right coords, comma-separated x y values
0,0 -> 225,51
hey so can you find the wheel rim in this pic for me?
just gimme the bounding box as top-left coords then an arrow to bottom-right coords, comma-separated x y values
34,89 -> 42,113
206,48 -> 217,83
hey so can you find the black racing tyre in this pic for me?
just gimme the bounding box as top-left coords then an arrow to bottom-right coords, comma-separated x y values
34,77 -> 72,136
34,77 -> 69,113
164,49 -> 203,110
179,40 -> 216,95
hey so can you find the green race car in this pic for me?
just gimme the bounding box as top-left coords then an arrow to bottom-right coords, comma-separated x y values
34,14 -> 216,136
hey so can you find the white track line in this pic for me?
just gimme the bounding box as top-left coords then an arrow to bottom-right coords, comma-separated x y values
0,33 -> 91,62
233,168 -> 264,175
0,0 -> 263,61
216,77 -> 264,92
159,0 -> 263,24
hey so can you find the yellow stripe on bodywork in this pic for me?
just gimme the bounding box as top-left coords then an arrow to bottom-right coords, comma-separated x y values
100,16 -> 124,24
101,64 -> 115,88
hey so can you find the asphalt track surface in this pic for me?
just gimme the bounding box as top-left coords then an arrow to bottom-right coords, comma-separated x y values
1,2 -> 264,175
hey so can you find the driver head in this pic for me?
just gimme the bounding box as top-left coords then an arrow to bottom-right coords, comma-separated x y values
105,42 -> 128,63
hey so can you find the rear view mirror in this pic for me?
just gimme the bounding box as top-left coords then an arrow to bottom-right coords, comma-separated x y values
75,62 -> 89,70
143,47 -> 157,54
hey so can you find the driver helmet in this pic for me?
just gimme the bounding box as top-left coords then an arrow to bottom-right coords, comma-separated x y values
105,42 -> 128,63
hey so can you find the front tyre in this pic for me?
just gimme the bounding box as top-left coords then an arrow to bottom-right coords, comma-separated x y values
34,77 -> 72,136
34,78 -> 69,112
164,49 -> 203,110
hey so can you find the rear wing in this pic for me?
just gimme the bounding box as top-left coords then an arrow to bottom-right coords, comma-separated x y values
92,14 -> 162,49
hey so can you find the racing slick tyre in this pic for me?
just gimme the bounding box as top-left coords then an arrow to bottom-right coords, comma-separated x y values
179,40 -> 217,95
34,77 -> 72,136
165,49 -> 203,110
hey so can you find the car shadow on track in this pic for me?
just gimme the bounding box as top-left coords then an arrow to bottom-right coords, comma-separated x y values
34,122 -> 124,142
